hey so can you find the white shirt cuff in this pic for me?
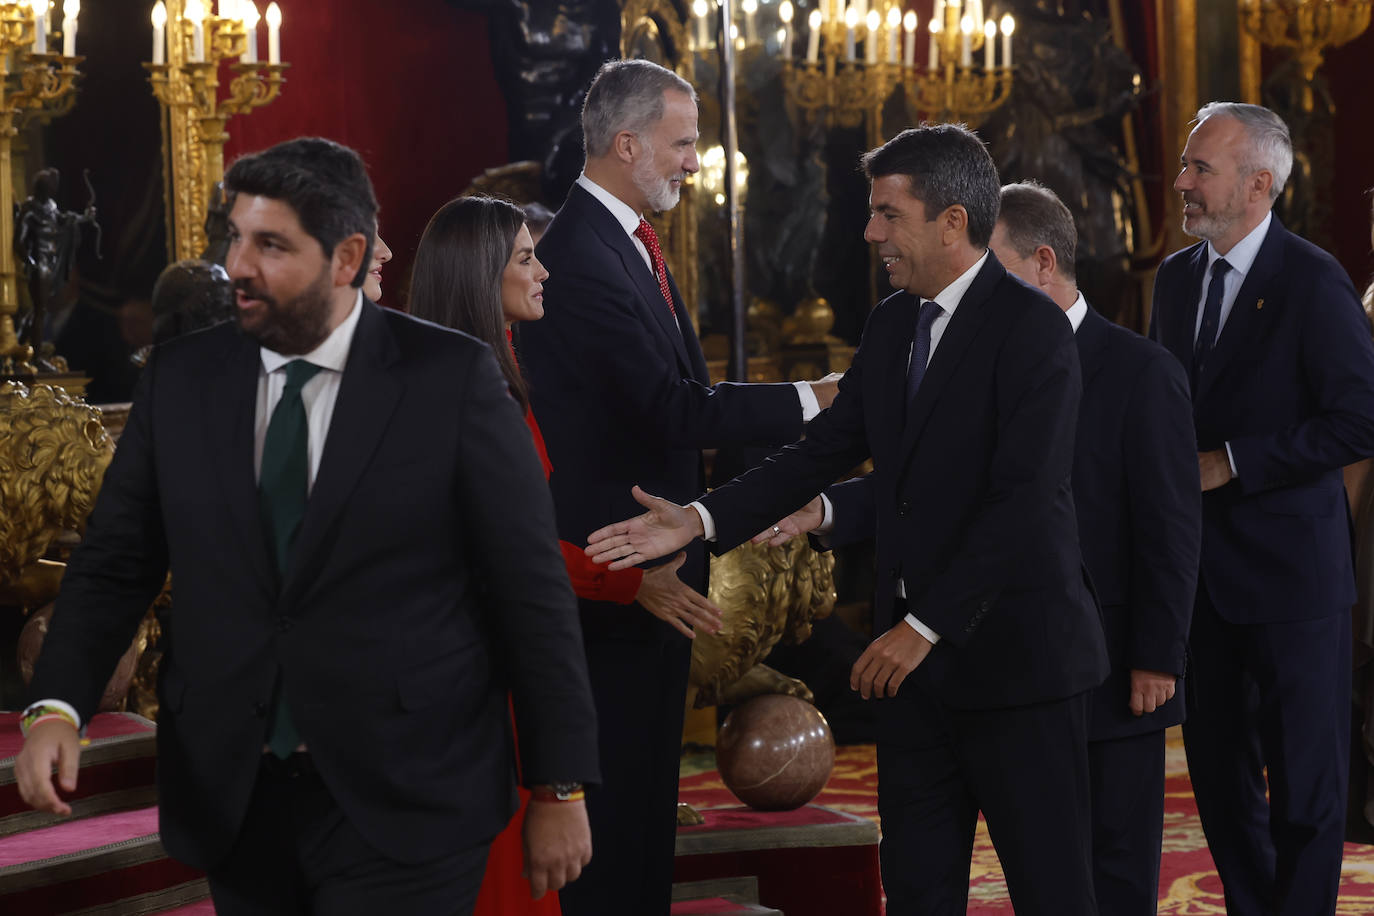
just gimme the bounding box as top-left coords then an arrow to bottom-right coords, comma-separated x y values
815,493 -> 835,534
23,698 -> 82,731
794,381 -> 821,422
1223,442 -> 1239,479
903,612 -> 942,645
689,501 -> 717,542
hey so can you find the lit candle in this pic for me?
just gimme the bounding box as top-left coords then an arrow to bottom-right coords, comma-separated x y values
61,0 -> 77,56
886,6 -> 899,63
241,0 -> 259,62
854,0 -> 866,24
151,1 -> 166,64
1000,12 -> 1013,69
218,0 -> 236,19
779,1 -> 793,57
960,14 -> 972,66
928,14 -> 941,67
692,0 -> 708,48
265,1 -> 281,64
983,18 -> 994,68
902,10 -> 916,67
29,0 -> 45,53
742,0 -> 757,44
807,8 -> 821,62
844,6 -> 857,61
186,0 -> 205,62
865,10 -> 879,64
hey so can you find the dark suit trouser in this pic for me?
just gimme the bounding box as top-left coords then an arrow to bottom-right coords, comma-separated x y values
1088,729 -> 1166,915
206,754 -> 489,916
876,679 -> 1097,916
559,631 -> 691,916
1183,581 -> 1350,915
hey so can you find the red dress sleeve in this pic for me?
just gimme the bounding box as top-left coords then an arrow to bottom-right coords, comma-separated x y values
524,405 -> 644,604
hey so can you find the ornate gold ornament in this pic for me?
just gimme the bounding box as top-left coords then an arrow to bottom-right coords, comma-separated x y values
695,536 -> 837,707
0,3 -> 83,375
146,0 -> 288,262
1240,0 -> 1371,112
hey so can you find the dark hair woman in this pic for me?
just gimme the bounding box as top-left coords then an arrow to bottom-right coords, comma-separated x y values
408,194 -> 720,914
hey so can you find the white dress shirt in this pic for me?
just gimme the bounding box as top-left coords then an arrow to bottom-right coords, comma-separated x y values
697,253 -> 991,646
1065,292 -> 1088,332
575,173 -> 820,420
1193,211 -> 1271,480
254,290 -> 363,489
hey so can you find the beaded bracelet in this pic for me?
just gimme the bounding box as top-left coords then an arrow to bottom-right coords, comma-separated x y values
20,704 -> 79,738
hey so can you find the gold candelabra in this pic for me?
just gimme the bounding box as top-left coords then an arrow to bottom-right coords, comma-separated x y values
1240,0 -> 1371,112
773,0 -> 1014,136
0,2 -> 82,375
146,0 -> 287,262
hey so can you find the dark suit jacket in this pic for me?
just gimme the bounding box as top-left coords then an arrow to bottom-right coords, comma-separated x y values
1150,216 -> 1374,624
700,255 -> 1109,710
30,301 -> 600,870
521,183 -> 804,639
1074,305 -> 1199,740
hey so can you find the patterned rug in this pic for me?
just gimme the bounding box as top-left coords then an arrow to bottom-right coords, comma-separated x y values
679,730 -> 1374,912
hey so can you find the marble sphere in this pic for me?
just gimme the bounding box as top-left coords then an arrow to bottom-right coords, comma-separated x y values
716,694 -> 835,811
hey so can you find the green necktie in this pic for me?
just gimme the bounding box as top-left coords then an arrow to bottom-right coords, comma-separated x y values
260,359 -> 323,758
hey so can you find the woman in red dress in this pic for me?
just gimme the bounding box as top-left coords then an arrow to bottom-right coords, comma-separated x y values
408,194 -> 718,914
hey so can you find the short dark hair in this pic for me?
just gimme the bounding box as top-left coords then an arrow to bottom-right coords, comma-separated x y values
996,181 -> 1077,281
860,124 -> 1001,248
522,201 -> 555,235
408,194 -> 529,410
224,137 -> 378,288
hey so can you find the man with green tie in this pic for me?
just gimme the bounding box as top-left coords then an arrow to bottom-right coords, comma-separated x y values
15,137 -> 599,915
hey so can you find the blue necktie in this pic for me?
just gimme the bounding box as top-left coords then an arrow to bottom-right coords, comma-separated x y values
1192,258 -> 1232,387
906,299 -> 944,413
259,359 -> 322,758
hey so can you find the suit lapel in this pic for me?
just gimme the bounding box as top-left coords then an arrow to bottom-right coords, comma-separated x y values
282,301 -> 402,605
569,186 -> 694,376
1161,244 -> 1209,368
1194,217 -> 1284,402
1075,305 -> 1112,391
896,255 -> 1003,470
205,328 -> 277,595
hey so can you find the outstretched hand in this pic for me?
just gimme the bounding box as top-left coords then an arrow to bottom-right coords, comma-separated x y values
586,486 -> 704,570
636,553 -> 724,638
751,496 -> 824,547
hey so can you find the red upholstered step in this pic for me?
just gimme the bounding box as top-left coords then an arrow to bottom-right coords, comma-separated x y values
0,805 -> 209,914
0,710 -> 158,836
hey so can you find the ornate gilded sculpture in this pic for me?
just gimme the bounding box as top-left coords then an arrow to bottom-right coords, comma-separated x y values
695,536 -> 837,707
14,168 -> 100,366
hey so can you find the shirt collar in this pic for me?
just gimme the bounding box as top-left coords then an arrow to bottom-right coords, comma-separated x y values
1206,210 -> 1270,278
1066,291 -> 1088,332
926,250 -> 988,317
576,173 -> 642,240
260,289 -> 363,376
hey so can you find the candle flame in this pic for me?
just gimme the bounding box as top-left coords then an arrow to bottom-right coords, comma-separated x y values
903,10 -> 916,31
185,0 -> 205,22
265,1 -> 281,28
960,14 -> 973,35
808,8 -> 822,29
151,1 -> 166,28
64,0 -> 78,15
243,0 -> 260,28
999,13 -> 1014,35
886,6 -> 900,28
780,0 -> 793,23
866,9 -> 880,31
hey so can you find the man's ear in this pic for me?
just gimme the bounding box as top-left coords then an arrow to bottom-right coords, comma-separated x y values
614,130 -> 639,165
1252,169 -> 1274,204
1034,244 -> 1058,285
940,205 -> 969,243
332,233 -> 368,288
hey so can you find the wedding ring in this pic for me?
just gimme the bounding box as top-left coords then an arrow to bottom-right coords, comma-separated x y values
772,525 -> 782,535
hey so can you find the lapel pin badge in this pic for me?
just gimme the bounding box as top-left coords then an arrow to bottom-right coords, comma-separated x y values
1256,298 -> 1264,310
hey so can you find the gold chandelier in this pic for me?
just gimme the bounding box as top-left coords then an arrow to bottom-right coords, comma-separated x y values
1240,0 -> 1371,112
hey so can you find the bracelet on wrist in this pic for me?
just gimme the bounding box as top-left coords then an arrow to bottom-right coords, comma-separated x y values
530,782 -> 585,803
20,705 -> 79,737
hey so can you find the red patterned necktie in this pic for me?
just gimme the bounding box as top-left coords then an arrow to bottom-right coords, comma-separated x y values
633,218 -> 677,319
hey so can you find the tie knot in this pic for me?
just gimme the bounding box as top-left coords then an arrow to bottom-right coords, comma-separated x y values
634,218 -> 660,253
283,360 -> 322,392
1212,258 -> 1232,280
917,299 -> 943,330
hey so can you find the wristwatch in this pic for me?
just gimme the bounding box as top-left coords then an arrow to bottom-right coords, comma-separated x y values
531,781 -> 585,802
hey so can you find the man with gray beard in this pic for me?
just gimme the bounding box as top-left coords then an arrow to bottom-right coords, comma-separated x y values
520,58 -> 838,915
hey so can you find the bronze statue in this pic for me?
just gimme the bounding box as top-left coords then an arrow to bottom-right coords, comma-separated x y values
14,168 -> 101,367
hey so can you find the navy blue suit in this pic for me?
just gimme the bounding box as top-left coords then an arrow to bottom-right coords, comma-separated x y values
1150,215 -> 1374,913
521,184 -> 804,916
1073,305 -> 1200,914
701,255 -> 1109,914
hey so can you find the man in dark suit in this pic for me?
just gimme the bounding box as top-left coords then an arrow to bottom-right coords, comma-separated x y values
990,180 -> 1200,914
520,58 -> 838,916
15,138 -> 600,915
587,124 -> 1110,914
1151,102 -> 1374,914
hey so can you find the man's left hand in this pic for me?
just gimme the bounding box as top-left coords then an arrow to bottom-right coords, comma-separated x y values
523,797 -> 592,900
1128,669 -> 1177,716
1198,449 -> 1233,491
850,624 -> 934,699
